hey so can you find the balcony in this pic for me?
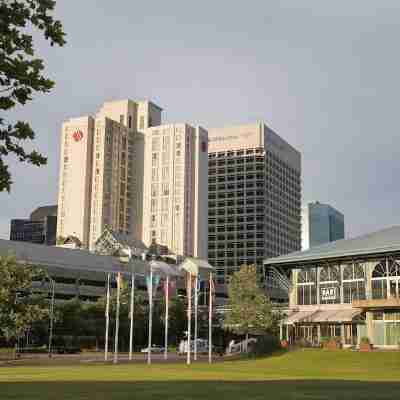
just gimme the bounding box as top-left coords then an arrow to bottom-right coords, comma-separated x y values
353,296 -> 400,309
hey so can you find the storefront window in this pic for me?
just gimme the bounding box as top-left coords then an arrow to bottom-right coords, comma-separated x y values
297,268 -> 317,305
343,263 -> 366,303
319,265 -> 340,304
372,261 -> 388,300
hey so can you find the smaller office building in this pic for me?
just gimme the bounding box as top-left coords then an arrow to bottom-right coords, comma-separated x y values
264,226 -> 400,348
10,205 -> 58,246
301,201 -> 344,250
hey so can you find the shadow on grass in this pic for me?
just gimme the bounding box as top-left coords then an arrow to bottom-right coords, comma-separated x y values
1,380 -> 400,400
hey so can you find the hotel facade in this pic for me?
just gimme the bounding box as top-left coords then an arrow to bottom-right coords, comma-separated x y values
57,99 -> 207,259
207,122 -> 301,299
142,124 -> 208,259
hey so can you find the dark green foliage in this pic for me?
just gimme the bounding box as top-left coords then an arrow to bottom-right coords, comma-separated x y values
249,335 -> 281,356
0,0 -> 66,192
0,255 -> 49,341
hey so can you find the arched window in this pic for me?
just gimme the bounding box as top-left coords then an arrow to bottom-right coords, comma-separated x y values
297,267 -> 317,305
372,261 -> 388,300
389,260 -> 400,298
319,265 -> 340,304
343,263 -> 366,303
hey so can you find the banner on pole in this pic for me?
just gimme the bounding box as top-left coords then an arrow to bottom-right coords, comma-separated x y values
163,279 -> 177,298
146,275 -> 161,300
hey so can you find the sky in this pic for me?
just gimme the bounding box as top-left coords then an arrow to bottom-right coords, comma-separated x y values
1,0 -> 400,240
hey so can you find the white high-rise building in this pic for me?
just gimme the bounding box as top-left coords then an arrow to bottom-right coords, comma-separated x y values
57,99 -> 162,249
141,124 -> 208,259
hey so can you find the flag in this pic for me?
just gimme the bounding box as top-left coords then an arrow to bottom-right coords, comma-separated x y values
146,275 -> 161,300
163,279 -> 177,298
185,273 -> 197,299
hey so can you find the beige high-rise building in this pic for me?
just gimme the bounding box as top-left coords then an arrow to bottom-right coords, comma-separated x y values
142,124 -> 208,259
57,99 -> 162,249
57,116 -> 94,248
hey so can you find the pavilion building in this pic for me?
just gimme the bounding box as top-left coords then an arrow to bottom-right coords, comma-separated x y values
264,225 -> 400,348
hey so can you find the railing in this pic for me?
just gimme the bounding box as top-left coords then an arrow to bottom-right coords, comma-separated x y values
269,267 -> 292,292
226,338 -> 257,355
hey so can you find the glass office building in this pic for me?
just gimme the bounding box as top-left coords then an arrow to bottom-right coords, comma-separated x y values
301,202 -> 344,250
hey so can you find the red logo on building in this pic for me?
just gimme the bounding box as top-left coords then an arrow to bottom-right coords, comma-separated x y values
201,141 -> 207,152
72,130 -> 83,142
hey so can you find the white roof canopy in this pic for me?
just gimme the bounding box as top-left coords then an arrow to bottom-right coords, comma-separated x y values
178,257 -> 214,278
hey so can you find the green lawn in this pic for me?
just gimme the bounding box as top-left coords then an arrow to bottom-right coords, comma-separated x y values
1,350 -> 400,399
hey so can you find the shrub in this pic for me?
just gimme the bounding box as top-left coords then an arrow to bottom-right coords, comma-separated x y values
360,336 -> 370,344
250,335 -> 281,356
320,336 -> 330,344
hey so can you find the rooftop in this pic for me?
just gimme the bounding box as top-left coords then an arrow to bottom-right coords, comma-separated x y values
264,225 -> 400,267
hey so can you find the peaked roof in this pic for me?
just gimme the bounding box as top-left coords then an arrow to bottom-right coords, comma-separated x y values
264,225 -> 400,267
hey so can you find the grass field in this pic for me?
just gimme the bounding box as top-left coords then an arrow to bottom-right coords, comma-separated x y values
1,350 -> 400,399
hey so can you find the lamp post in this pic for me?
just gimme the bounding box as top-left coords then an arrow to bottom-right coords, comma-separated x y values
208,272 -> 213,364
104,273 -> 110,362
186,272 -> 192,365
194,275 -> 198,361
113,272 -> 121,364
147,260 -> 153,365
48,278 -> 55,357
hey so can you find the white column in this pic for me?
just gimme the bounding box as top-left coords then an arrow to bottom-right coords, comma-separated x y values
113,272 -> 121,364
187,272 -> 192,365
147,265 -> 153,365
194,275 -> 198,361
129,273 -> 135,361
104,273 -> 110,361
164,275 -> 169,360
208,272 -> 212,364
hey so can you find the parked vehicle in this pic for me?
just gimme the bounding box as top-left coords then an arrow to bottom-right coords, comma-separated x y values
178,339 -> 209,354
140,345 -> 165,353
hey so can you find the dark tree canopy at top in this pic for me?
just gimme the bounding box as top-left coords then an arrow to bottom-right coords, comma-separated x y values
0,0 -> 66,192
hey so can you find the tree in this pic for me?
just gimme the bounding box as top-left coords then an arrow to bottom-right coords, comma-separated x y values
0,0 -> 66,192
0,255 -> 48,341
224,265 -> 278,345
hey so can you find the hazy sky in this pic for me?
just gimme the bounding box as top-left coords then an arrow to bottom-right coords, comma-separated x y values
1,1 -> 400,240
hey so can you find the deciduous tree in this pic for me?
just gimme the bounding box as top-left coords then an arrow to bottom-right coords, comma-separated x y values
0,0 -> 66,192
224,265 -> 279,345
0,255 -> 48,341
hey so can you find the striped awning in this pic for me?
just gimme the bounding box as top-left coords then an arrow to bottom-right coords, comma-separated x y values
309,309 -> 362,323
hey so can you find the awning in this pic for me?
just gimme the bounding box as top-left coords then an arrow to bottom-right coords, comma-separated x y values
285,310 -> 317,324
178,257 -> 214,278
309,309 -> 362,323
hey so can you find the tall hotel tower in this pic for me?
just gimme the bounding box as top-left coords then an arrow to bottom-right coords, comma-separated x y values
142,124 -> 208,259
57,99 -> 208,259
207,122 -> 301,288
57,99 -> 162,249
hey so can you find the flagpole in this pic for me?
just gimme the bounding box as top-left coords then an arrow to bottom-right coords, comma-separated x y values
104,272 -> 110,362
129,272 -> 135,361
147,263 -> 153,365
208,272 -> 212,364
186,272 -> 192,365
194,275 -> 198,361
113,272 -> 121,364
164,275 -> 169,360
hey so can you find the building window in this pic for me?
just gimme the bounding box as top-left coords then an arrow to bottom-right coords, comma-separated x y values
343,263 -> 366,303
297,268 -> 317,305
319,265 -> 340,304
128,116 -> 132,129
372,261 -> 388,300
